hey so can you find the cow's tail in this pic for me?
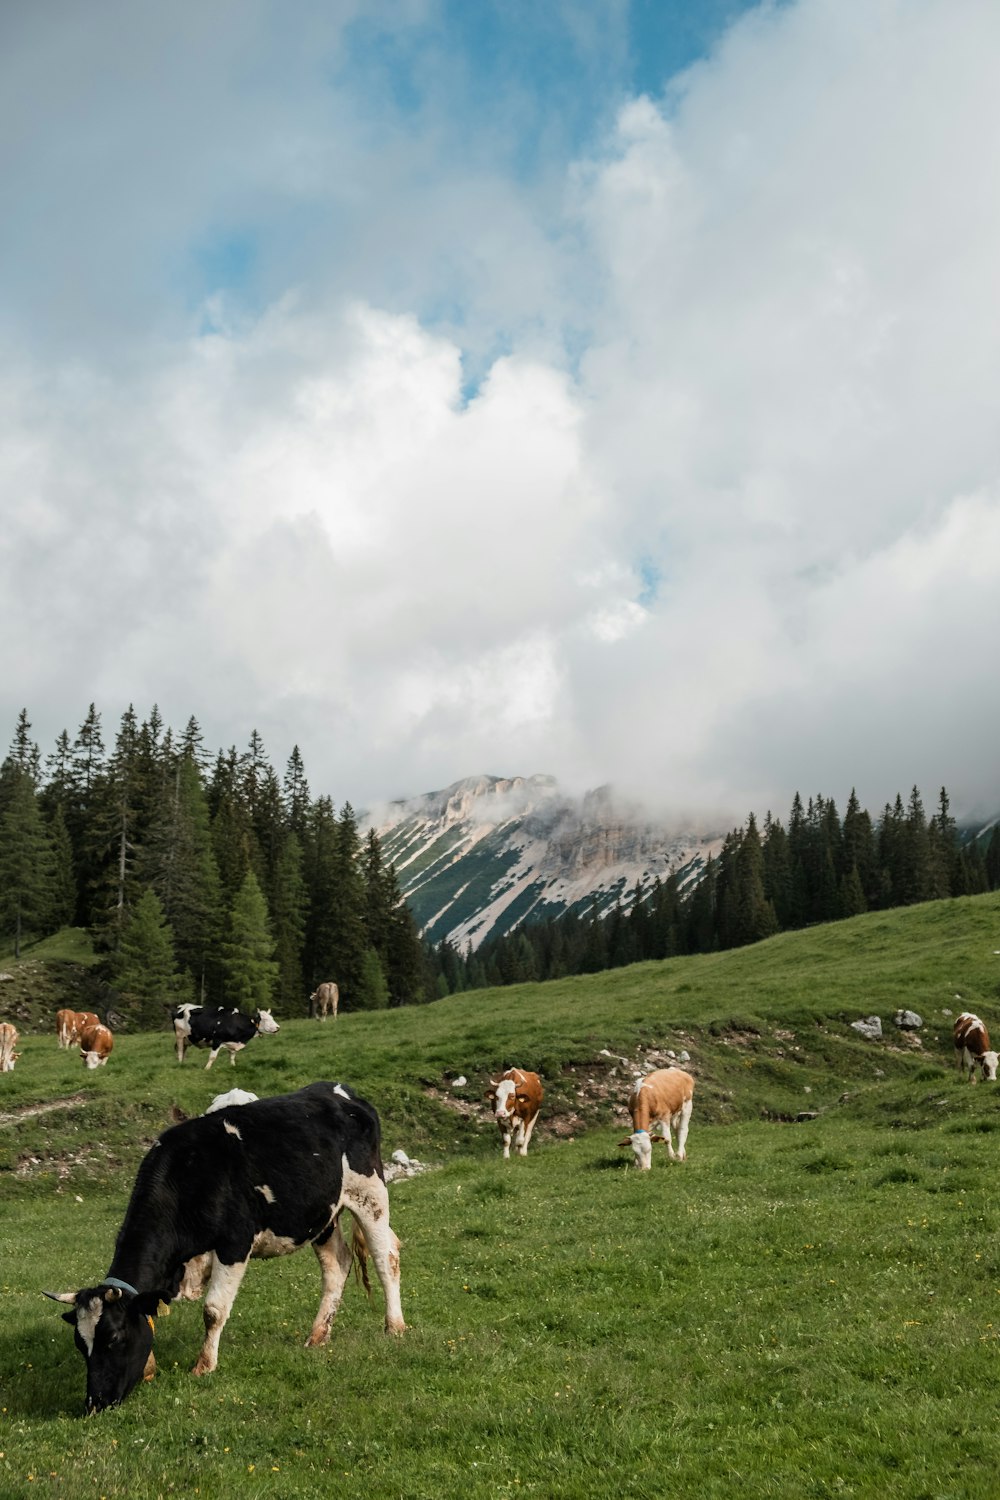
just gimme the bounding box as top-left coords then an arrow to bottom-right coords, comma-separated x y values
350,1220 -> 373,1300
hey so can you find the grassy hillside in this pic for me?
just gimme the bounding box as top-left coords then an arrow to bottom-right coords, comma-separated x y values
2,894 -> 1000,1497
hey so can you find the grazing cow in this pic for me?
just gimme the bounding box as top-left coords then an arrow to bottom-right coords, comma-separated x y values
0,1022 -> 19,1072
172,1003 -> 280,1069
620,1067 -> 695,1170
310,981 -> 339,1021
57,1009 -> 100,1049
79,1023 -> 113,1070
954,1012 -> 999,1083
45,1080 -> 405,1412
485,1068 -> 544,1159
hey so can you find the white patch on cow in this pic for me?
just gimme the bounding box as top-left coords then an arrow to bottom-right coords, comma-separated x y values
984,1050 -> 1000,1081
493,1079 -> 516,1118
223,1121 -> 242,1139
82,1050 -> 104,1070
255,1183 -> 276,1203
256,1009 -> 280,1035
76,1297 -> 104,1358
207,1089 -> 258,1112
251,1228 -> 300,1258
333,1084 -> 351,1099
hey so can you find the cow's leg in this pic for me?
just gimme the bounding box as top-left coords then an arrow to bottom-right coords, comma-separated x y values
673,1100 -> 693,1161
305,1221 -> 354,1346
175,1028 -> 187,1064
519,1110 -> 540,1155
191,1256 -> 249,1376
204,1046 -> 220,1070
499,1120 -> 513,1159
340,1172 -> 405,1334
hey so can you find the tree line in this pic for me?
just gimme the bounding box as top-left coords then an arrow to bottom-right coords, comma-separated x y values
0,706 -> 428,1026
427,786 -> 1000,993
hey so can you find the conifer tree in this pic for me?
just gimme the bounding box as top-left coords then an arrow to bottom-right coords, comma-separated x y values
0,765 -> 54,955
222,871 -> 278,1010
271,832 -> 309,1013
46,804 -> 77,930
141,755 -> 225,1002
114,887 -> 185,1029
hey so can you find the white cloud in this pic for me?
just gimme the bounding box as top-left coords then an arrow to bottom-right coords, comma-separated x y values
3,0 -> 1000,823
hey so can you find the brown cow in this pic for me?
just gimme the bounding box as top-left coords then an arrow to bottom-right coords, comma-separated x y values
954,1012 -> 999,1083
310,982 -> 339,1021
619,1067 -> 695,1169
0,1022 -> 19,1072
486,1068 -> 544,1159
80,1022 -> 114,1070
57,1009 -> 100,1049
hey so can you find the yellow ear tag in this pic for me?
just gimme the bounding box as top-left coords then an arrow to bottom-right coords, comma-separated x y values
146,1315 -> 156,1335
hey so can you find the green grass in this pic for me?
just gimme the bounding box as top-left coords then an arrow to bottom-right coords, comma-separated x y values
3,894 -> 1000,1497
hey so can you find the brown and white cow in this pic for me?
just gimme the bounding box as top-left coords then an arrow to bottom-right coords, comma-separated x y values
0,1022 -> 19,1072
57,1009 -> 100,1049
486,1068 -> 544,1159
310,982 -> 339,1021
620,1067 -> 695,1170
80,1023 -> 114,1070
954,1012 -> 999,1083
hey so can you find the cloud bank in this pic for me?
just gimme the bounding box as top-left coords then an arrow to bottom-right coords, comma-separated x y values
3,0 -> 1000,822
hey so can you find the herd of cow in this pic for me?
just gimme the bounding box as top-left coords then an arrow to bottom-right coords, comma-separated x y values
3,999 -> 996,1412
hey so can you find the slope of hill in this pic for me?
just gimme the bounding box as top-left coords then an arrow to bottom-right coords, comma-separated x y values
366,773 -> 723,949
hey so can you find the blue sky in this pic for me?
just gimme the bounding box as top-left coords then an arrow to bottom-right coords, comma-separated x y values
2,0 -> 999,821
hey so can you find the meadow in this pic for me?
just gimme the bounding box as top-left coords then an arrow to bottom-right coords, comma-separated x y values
3,894 -> 1000,1498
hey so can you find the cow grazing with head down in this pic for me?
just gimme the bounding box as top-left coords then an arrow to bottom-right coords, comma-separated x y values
57,1009 -> 100,1049
0,1022 -> 19,1072
954,1012 -> 999,1083
45,1080 -> 405,1413
79,1023 -> 113,1070
486,1068 -> 544,1159
620,1067 -> 695,1170
172,1002 -> 280,1069
310,982 -> 339,1021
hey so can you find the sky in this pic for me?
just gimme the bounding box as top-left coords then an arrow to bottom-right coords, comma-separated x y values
3,0 -> 1000,825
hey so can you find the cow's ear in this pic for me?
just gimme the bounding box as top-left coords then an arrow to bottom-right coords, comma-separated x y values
62,1310 -> 77,1324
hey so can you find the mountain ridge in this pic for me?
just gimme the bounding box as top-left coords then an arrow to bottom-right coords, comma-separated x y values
365,774 -> 724,950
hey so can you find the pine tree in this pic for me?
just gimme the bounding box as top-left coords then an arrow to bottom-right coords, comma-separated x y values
354,946 -> 390,1009
114,888 -> 185,1029
46,803 -> 77,929
0,766 -> 54,955
141,755 -> 225,1002
272,832 -> 309,1013
8,709 -> 41,784
283,747 -> 311,838
222,871 -> 278,1010
986,827 -> 1000,891
65,704 -> 106,924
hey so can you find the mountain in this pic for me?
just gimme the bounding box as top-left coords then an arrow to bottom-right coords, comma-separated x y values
364,775 -> 723,951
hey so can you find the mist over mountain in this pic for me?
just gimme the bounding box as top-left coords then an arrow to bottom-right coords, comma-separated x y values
364,775 -> 723,951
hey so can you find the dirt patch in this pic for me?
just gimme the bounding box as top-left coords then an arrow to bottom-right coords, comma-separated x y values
0,1093 -> 86,1127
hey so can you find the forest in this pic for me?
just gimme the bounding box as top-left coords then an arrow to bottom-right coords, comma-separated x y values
0,705 -> 428,1025
428,785 -> 1000,995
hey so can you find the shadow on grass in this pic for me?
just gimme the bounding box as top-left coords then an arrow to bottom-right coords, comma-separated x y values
0,1312 -> 85,1418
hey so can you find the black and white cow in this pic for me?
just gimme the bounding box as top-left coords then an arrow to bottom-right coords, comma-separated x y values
45,1081 -> 405,1413
172,1002 -> 280,1069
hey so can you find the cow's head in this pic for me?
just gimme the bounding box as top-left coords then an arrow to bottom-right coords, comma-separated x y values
625,1129 -> 653,1170
45,1283 -> 159,1413
981,1051 -> 999,1081
81,1050 -> 104,1070
487,1078 -> 517,1120
255,1010 -> 280,1035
